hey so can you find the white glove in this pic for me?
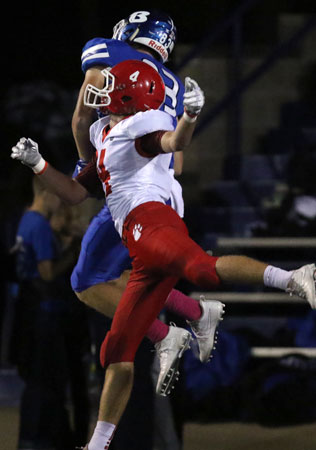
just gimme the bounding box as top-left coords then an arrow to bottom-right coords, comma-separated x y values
11,138 -> 47,173
183,77 -> 205,122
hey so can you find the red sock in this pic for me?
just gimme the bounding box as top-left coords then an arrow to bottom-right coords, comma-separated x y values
165,289 -> 202,321
146,319 -> 169,343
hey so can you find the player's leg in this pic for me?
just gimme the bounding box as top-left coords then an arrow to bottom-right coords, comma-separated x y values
70,207 -> 132,304
100,269 -> 179,367
77,277 -> 221,352
215,256 -> 316,308
125,202 -> 316,307
72,206 -> 189,333
99,362 -> 134,426
71,208 -> 172,345
75,270 -> 131,317
73,204 -> 226,398
74,246 -> 196,398
156,227 -> 315,306
89,271 -> 179,450
164,289 -> 225,363
72,205 -> 220,375
82,362 -> 131,450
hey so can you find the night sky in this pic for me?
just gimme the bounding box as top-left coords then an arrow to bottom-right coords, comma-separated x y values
5,0 -> 314,89
5,0 -> 222,89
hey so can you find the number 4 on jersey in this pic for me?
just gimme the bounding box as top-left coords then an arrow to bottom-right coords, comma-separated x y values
130,71 -> 140,82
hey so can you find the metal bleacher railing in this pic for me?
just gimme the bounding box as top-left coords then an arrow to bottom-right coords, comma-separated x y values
216,236 -> 316,248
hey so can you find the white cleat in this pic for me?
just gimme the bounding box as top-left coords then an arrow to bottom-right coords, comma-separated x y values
286,263 -> 316,309
188,296 -> 225,363
155,326 -> 192,396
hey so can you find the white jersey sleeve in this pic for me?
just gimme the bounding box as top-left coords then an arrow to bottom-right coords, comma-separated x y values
120,110 -> 175,140
89,116 -> 110,149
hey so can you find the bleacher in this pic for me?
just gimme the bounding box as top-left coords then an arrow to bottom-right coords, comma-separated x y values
179,43 -> 316,429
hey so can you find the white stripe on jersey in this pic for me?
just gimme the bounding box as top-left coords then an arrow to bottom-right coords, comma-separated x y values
81,43 -> 109,62
82,52 -> 110,64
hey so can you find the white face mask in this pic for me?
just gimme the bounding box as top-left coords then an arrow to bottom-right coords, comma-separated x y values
84,68 -> 115,109
112,19 -> 127,39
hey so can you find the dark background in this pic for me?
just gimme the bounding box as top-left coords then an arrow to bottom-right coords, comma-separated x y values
3,1 -> 315,87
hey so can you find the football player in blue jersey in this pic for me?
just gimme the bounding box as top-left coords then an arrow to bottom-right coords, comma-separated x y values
71,8 -> 225,401
72,10 -> 183,162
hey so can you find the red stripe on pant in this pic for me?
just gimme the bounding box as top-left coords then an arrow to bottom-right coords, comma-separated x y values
100,202 -> 220,368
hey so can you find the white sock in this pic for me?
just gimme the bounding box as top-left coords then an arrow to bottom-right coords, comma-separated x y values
88,421 -> 116,450
263,265 -> 294,291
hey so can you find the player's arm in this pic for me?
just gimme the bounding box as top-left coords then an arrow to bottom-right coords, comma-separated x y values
160,117 -> 197,153
160,77 -> 205,153
138,78 -> 204,157
173,151 -> 183,175
39,164 -> 89,204
11,138 -> 89,205
72,67 -> 105,161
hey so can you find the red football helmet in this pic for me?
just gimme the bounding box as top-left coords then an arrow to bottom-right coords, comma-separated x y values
84,59 -> 165,115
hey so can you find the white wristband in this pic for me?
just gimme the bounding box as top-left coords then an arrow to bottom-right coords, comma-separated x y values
32,157 -> 48,174
183,111 -> 198,123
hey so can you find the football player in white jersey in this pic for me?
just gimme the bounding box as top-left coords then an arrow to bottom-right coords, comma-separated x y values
71,9 -> 225,399
11,59 -> 316,450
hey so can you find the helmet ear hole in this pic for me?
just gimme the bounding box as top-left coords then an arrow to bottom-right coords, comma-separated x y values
149,82 -> 155,94
121,95 -> 132,103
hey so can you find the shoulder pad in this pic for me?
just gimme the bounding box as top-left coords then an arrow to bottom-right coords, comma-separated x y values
81,38 -> 134,73
119,110 -> 174,140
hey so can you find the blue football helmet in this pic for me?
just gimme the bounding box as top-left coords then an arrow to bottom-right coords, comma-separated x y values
112,10 -> 177,63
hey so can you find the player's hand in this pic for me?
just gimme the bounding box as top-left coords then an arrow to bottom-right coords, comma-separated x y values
11,137 -> 42,168
183,77 -> 205,117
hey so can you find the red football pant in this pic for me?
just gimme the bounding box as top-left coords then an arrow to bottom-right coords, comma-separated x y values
100,201 -> 220,367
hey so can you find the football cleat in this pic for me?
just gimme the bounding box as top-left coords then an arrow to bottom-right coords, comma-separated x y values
286,263 -> 316,309
188,297 -> 225,363
155,326 -> 192,396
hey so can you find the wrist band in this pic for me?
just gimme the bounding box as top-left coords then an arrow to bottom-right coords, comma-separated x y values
183,111 -> 198,123
33,157 -> 48,175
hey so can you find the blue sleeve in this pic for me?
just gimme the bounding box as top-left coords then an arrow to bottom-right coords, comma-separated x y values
169,154 -> 174,169
81,38 -> 138,73
175,80 -> 185,117
32,219 -> 55,262
72,159 -> 89,178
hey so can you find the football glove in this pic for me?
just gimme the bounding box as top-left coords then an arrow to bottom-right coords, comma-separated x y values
183,77 -> 205,118
11,138 -> 47,173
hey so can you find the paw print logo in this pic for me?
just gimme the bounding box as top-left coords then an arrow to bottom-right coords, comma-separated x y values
133,223 -> 142,241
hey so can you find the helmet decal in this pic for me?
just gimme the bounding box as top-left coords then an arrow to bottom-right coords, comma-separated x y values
112,10 -> 177,63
